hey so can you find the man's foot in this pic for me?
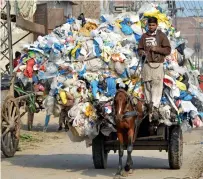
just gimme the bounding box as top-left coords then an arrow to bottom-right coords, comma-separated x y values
152,107 -> 159,120
43,126 -> 48,132
64,125 -> 69,132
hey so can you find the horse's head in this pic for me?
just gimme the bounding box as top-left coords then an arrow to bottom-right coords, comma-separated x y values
114,84 -> 144,123
114,88 -> 131,122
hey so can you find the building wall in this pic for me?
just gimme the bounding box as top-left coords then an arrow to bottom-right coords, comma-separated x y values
175,17 -> 203,58
72,1 -> 101,19
37,1 -> 73,17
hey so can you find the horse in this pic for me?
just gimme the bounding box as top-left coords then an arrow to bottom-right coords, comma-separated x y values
113,86 -> 144,177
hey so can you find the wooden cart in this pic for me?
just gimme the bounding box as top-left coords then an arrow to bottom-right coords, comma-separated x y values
1,74 -> 43,157
91,101 -> 183,170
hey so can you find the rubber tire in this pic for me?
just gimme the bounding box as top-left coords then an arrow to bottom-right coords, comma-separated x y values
27,111 -> 34,131
168,126 -> 183,169
92,134 -> 108,169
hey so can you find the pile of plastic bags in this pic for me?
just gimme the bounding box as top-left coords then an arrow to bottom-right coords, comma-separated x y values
14,2 -> 203,142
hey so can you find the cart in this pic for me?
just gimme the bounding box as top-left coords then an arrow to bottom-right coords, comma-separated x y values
1,74 -> 44,157
92,107 -> 183,170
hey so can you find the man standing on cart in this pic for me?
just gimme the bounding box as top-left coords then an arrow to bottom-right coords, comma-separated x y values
138,17 -> 171,120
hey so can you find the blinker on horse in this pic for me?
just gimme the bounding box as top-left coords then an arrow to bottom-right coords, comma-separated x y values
114,86 -> 143,177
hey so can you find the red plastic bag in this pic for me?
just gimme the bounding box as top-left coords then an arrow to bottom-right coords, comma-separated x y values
24,58 -> 35,78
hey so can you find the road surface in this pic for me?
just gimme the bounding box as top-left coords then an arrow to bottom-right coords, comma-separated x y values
1,112 -> 203,179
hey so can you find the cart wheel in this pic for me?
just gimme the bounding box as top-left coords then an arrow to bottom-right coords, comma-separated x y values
1,96 -> 21,157
27,111 -> 34,131
168,126 -> 183,169
92,134 -> 108,169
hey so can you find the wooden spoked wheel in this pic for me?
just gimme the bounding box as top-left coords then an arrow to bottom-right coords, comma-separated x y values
1,96 -> 21,157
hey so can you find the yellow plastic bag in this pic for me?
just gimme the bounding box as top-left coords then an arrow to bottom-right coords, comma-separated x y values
84,104 -> 94,117
79,28 -> 91,37
79,22 -> 98,37
71,43 -> 81,58
144,10 -> 170,27
59,90 -> 68,105
176,81 -> 187,91
114,20 -> 122,28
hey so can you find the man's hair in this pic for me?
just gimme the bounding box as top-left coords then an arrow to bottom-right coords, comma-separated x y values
15,51 -> 21,59
148,17 -> 158,24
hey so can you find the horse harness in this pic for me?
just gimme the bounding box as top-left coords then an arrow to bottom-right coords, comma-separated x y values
114,89 -> 144,122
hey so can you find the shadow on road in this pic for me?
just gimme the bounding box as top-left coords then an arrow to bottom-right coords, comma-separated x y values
2,153 -> 169,178
21,123 -> 63,133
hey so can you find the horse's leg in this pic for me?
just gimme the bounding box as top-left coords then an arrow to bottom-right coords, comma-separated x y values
125,129 -> 134,174
115,132 -> 124,177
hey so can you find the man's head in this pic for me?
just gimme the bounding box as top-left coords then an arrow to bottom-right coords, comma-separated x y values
15,51 -> 21,59
147,17 -> 158,33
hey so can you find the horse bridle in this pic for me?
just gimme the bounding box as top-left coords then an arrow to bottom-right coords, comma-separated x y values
114,89 -> 138,122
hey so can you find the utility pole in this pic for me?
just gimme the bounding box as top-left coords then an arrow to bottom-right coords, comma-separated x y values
189,8 -> 202,71
1,1 -> 14,74
167,1 -> 184,30
133,1 -> 142,13
6,1 -> 13,74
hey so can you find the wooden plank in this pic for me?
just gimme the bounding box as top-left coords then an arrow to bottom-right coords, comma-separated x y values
16,16 -> 46,35
34,3 -> 48,40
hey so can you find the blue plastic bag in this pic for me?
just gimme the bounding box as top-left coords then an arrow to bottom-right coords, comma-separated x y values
32,75 -> 38,84
119,69 -> 128,79
91,80 -> 99,98
178,91 -> 193,101
78,65 -> 86,78
134,33 -> 142,42
66,18 -> 75,24
121,24 -> 133,35
68,32 -> 73,36
120,18 -> 133,35
75,48 -> 81,59
54,43 -> 64,51
100,15 -> 106,23
106,77 -> 116,97
108,24 -> 114,31
93,40 -> 101,57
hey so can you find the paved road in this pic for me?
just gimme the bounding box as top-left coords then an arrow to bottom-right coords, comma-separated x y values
1,114 -> 203,179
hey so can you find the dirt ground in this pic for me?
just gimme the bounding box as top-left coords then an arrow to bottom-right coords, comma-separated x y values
1,111 -> 203,179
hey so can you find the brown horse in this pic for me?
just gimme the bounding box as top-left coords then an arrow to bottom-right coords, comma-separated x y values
114,88 -> 144,177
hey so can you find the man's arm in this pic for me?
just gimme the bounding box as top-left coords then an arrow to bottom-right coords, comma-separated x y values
138,35 -> 146,56
151,34 -> 171,55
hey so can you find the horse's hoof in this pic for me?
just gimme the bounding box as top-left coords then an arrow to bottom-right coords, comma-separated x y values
121,170 -> 128,177
128,169 -> 134,175
114,174 -> 121,179
58,126 -> 63,131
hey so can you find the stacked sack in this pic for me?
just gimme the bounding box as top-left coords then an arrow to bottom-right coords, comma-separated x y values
14,2 -> 203,142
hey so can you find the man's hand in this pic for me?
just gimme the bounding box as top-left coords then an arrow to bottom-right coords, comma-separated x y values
140,50 -> 146,57
150,46 -> 159,52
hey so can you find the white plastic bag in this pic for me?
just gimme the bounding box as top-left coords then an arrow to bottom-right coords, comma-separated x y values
181,101 -> 197,113
67,128 -> 86,142
138,3 -> 156,14
43,95 -> 55,115
130,14 -> 140,23
86,58 -> 104,72
131,24 -> 143,35
184,47 -> 194,59
114,61 -> 126,74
